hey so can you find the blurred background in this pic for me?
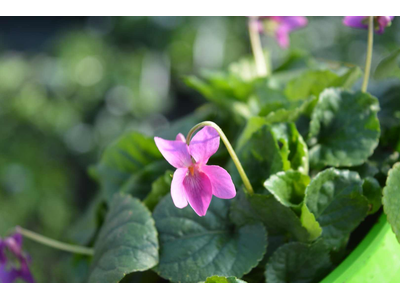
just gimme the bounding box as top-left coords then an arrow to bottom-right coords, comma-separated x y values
0,16 -> 399,282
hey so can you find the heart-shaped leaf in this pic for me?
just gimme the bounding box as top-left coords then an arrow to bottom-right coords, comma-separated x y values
153,195 -> 267,283
265,241 -> 332,283
230,191 -> 315,242
89,194 -> 159,283
383,162 -> 400,242
308,89 -> 380,168
304,168 -> 369,248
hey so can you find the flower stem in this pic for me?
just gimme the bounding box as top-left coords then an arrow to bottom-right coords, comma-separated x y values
17,227 -> 94,256
248,17 -> 268,77
186,121 -> 254,195
362,16 -> 374,93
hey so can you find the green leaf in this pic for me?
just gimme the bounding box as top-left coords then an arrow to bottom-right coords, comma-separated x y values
94,131 -> 169,201
300,204 -> 323,241
308,89 -> 380,168
383,162 -> 400,242
143,170 -> 173,211
362,177 -> 382,215
229,53 -> 271,82
205,275 -> 247,283
284,70 -> 339,101
89,194 -> 159,283
304,168 -> 369,248
231,117 -> 284,191
265,241 -> 332,283
270,122 -> 309,175
154,195 -> 267,283
284,68 -> 362,101
374,49 -> 400,80
264,170 -> 310,210
230,191 -> 311,242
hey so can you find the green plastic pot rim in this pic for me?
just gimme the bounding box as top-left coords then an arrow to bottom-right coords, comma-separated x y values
321,213 -> 400,283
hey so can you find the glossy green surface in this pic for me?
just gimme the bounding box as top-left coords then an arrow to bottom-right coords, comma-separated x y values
322,213 -> 400,283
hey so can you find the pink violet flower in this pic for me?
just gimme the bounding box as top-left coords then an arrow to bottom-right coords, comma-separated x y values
0,232 -> 34,283
251,16 -> 308,48
343,16 -> 394,34
154,126 -> 236,217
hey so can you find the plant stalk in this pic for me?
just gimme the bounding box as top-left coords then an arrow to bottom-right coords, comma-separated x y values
17,227 -> 94,256
362,16 -> 374,93
186,121 -> 254,195
248,17 -> 268,77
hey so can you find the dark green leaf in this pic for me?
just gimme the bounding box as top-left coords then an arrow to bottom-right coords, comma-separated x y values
231,117 -> 284,191
94,131 -> 168,201
383,162 -> 400,242
374,49 -> 400,80
205,275 -> 247,283
362,177 -> 382,215
264,170 -> 310,210
89,194 -> 159,283
154,195 -> 267,283
230,191 -> 311,242
143,170 -> 173,211
304,168 -> 369,248
265,240 -> 332,283
308,89 -> 380,168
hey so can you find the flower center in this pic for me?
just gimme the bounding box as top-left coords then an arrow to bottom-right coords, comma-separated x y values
188,165 -> 195,176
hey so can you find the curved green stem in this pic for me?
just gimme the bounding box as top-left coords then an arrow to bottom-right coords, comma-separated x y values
248,17 -> 268,77
186,121 -> 254,195
17,227 -> 94,256
362,16 -> 374,93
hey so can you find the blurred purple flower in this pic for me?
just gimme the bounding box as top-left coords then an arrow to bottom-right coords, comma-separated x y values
154,127 -> 236,217
0,232 -> 34,283
343,16 -> 394,34
250,16 -> 308,48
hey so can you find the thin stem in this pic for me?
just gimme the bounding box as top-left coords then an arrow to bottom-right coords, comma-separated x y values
362,16 -> 374,93
186,121 -> 254,195
17,227 -> 94,256
248,17 -> 268,77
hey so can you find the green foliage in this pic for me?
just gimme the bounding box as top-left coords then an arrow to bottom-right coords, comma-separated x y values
230,191 -> 316,242
205,275 -> 247,283
93,131 -> 169,202
231,118 -> 308,192
143,171 -> 173,211
383,163 -> 400,243
308,89 -> 380,169
264,170 -> 310,210
153,194 -> 267,283
304,168 -> 369,248
89,194 -> 159,283
374,49 -> 400,80
265,241 -> 332,283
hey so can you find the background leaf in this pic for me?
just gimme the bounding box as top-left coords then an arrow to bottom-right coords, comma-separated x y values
374,49 -> 400,80
308,89 -> 380,168
89,194 -> 159,283
362,176 -> 382,215
265,241 -> 332,283
304,168 -> 369,248
383,162 -> 400,243
154,195 -> 267,283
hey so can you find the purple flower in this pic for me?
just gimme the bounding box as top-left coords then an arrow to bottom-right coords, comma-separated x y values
343,16 -> 394,34
154,126 -> 236,216
0,232 -> 34,283
251,16 -> 308,48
